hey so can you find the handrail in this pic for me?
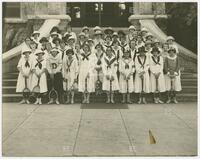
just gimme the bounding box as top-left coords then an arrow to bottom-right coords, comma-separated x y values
2,19 -> 61,62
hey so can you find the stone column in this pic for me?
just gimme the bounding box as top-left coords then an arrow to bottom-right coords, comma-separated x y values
138,2 -> 153,14
152,2 -> 165,14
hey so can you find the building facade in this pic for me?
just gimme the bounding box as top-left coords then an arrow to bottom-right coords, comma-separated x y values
3,2 -> 166,27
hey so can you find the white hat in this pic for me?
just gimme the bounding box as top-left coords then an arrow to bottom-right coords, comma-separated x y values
128,25 -> 136,31
146,32 -> 153,38
34,49 -> 45,56
78,32 -> 86,38
50,31 -> 59,36
166,36 -> 175,41
94,30 -> 103,35
141,28 -> 148,32
82,26 -> 89,32
31,31 -> 40,36
88,38 -> 93,42
68,35 -> 76,42
93,26 -> 102,32
22,48 -> 32,55
50,47 -> 59,54
112,32 -> 118,37
154,39 -> 160,43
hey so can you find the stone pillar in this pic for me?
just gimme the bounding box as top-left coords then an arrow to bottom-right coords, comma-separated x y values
21,2 -> 66,19
152,2 -> 165,14
138,2 -> 153,14
47,2 -> 66,15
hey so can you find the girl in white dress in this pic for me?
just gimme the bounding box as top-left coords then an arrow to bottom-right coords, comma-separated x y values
102,46 -> 119,103
164,47 -> 182,104
31,31 -> 40,44
136,35 -> 145,50
78,43 -> 95,103
93,30 -> 104,47
129,40 -> 137,61
78,32 -> 87,49
119,49 -> 135,103
16,49 -> 33,104
149,47 -> 165,104
31,49 -> 48,104
134,46 -> 150,104
62,49 -> 79,104
112,39 -> 123,61
93,43 -> 105,95
161,42 -> 169,61
103,35 -> 113,51
88,38 -> 95,55
126,25 -> 137,43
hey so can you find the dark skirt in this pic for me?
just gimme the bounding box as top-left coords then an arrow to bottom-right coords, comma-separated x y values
47,72 -> 64,103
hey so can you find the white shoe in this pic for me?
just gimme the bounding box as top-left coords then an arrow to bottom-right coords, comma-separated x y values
173,98 -> 178,104
55,100 -> 60,105
34,99 -> 39,105
26,100 -> 30,104
138,98 -> 142,104
166,99 -> 171,104
142,98 -> 147,104
19,99 -> 26,104
38,98 -> 42,105
158,99 -> 164,104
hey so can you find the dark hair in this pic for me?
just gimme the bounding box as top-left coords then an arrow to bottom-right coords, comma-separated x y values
129,39 -> 136,46
25,37 -> 32,41
112,39 -> 120,46
122,49 -> 131,58
95,43 -> 104,50
65,49 -> 74,55
50,26 -> 61,34
151,47 -> 160,54
105,46 -> 113,53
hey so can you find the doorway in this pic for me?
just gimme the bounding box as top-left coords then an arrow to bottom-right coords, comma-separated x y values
66,2 -> 133,27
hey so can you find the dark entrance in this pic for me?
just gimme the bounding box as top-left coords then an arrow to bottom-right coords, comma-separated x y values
66,2 -> 133,27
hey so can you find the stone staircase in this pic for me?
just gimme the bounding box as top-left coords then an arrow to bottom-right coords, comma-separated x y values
2,71 -> 197,103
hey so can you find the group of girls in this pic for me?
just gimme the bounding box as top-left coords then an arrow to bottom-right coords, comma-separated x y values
16,25 -> 182,105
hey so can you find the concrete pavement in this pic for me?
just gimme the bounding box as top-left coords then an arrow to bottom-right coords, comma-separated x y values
2,102 -> 197,156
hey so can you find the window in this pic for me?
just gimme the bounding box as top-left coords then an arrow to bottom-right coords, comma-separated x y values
3,2 -> 21,18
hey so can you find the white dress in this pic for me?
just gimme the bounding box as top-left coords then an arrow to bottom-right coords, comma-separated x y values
16,57 -> 33,92
130,48 -> 137,61
93,38 -> 104,47
149,55 -> 166,93
92,51 -> 105,83
31,58 -> 48,93
103,42 -> 112,51
112,47 -> 123,62
102,55 -> 119,91
119,58 -> 135,93
134,54 -> 150,93
78,50 -> 95,93
164,55 -> 182,91
62,56 -> 79,91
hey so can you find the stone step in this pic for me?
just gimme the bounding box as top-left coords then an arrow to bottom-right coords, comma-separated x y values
2,92 -> 197,103
3,79 -> 197,87
2,85 -> 197,94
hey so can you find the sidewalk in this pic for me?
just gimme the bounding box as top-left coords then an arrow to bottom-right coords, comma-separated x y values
2,102 -> 197,156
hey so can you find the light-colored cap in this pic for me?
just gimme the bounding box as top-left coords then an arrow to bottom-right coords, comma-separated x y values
32,31 -> 40,36
166,36 -> 175,41
93,26 -> 102,32
128,25 -> 136,31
